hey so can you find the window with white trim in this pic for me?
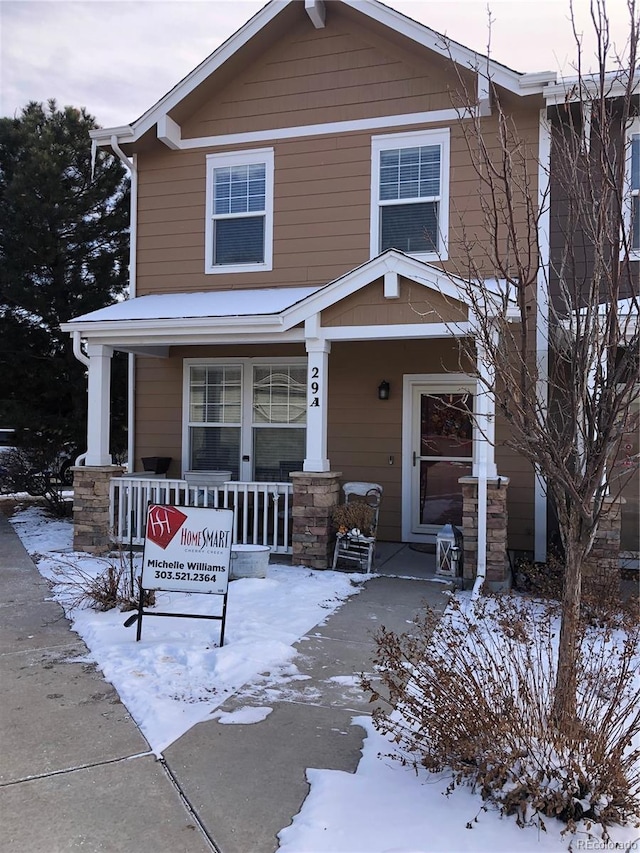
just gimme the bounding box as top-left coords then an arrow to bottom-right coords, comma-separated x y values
185,359 -> 306,481
630,126 -> 639,254
371,129 -> 450,260
205,148 -> 274,273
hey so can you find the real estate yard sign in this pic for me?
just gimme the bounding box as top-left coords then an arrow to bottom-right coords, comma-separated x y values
127,504 -> 234,643
143,504 -> 233,594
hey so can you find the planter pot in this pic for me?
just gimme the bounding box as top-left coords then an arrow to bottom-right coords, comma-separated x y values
230,544 -> 270,579
142,456 -> 172,475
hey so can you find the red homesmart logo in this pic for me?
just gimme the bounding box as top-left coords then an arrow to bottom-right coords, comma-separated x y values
146,505 -> 188,550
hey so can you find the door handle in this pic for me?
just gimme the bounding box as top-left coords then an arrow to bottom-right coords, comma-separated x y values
413,451 -> 417,467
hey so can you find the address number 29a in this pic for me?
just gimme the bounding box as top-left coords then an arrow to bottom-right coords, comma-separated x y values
309,366 -> 320,408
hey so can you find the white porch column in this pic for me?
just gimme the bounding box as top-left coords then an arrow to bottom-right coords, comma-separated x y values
473,336 -> 498,480
85,343 -> 113,466
304,334 -> 331,473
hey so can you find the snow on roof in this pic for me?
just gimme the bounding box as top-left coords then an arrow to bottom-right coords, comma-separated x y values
69,287 -> 323,324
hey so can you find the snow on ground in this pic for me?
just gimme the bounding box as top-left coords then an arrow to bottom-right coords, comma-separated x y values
10,506 -> 640,853
10,505 -> 364,755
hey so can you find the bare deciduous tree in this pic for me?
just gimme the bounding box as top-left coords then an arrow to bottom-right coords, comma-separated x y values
441,1 -> 638,732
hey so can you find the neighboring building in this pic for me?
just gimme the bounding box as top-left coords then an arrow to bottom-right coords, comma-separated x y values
62,0 -> 638,581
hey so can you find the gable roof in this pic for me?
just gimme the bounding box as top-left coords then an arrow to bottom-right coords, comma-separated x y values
90,0 -> 556,148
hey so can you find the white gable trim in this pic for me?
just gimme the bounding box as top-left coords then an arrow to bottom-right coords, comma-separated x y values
152,107 -> 468,151
90,0 -> 551,149
281,251 -> 478,331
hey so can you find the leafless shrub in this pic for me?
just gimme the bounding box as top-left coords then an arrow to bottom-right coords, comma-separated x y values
363,595 -> 640,835
49,550 -> 153,612
331,501 -> 376,536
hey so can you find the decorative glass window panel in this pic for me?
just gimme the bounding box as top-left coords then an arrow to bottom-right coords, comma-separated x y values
252,366 -> 307,425
252,365 -> 306,482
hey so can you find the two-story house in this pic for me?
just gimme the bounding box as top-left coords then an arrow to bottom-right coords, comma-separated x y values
62,0 -> 638,586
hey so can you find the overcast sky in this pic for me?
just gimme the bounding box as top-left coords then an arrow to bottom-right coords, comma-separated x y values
1,0 -> 636,129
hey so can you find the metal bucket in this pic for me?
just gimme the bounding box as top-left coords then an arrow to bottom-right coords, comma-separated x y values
230,544 -> 270,579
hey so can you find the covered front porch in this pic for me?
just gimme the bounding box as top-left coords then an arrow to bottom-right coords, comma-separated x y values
62,250 -> 516,590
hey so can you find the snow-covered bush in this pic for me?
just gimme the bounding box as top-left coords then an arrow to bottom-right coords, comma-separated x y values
363,595 -> 640,836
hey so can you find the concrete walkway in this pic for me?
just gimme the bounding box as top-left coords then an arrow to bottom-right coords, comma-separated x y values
0,514 -> 450,853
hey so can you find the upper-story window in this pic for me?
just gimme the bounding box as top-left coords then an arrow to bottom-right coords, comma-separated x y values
371,129 -> 450,261
205,148 -> 274,274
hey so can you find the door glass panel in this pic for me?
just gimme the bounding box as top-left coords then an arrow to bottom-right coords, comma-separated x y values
420,460 -> 472,526
416,391 -> 474,530
421,393 -> 473,457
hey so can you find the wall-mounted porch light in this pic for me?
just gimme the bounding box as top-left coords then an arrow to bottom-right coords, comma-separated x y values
378,380 -> 390,400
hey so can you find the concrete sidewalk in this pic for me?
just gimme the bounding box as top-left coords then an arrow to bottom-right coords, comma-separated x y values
0,513 -> 450,852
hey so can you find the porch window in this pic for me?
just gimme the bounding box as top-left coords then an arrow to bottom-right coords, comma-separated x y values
371,129 -> 449,260
185,360 -> 306,480
205,148 -> 274,274
252,365 -> 306,481
188,365 -> 242,477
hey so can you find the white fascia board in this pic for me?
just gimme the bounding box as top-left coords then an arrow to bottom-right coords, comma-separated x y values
343,0 -> 526,95
168,107 -> 465,150
89,126 -> 134,145
323,322 -> 471,341
544,72 -> 639,104
67,327 -> 305,350
61,314 -> 286,338
519,71 -> 557,91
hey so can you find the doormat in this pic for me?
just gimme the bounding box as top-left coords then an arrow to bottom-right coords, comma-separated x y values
409,543 -> 435,554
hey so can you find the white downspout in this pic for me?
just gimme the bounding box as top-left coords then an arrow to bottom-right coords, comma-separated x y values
472,417 -> 488,601
109,137 -> 138,473
72,331 -> 90,467
535,108 -> 551,562
471,327 -> 498,601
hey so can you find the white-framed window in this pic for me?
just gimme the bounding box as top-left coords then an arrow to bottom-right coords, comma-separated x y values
205,148 -> 274,274
371,129 -> 450,261
628,120 -> 640,257
184,358 -> 306,481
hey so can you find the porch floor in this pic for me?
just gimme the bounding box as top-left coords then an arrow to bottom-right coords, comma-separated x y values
372,541 -> 439,580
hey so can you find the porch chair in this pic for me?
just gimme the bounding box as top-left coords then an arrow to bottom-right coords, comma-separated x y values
332,482 -> 383,574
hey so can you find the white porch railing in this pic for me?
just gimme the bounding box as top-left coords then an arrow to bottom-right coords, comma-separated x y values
110,477 -> 294,554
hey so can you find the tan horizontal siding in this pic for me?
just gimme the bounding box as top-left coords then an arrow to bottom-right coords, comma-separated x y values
181,5 -> 455,139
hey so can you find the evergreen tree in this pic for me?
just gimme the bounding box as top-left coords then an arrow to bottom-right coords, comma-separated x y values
0,100 -> 129,456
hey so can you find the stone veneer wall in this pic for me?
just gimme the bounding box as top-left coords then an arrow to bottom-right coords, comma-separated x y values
72,466 -> 124,554
459,476 -> 511,591
290,471 -> 342,569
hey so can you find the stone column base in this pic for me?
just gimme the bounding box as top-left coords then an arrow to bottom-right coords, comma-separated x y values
72,465 -> 125,554
584,496 -> 624,596
290,471 -> 342,569
459,476 -> 511,592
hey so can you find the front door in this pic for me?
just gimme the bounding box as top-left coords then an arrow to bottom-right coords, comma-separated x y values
405,382 -> 474,540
